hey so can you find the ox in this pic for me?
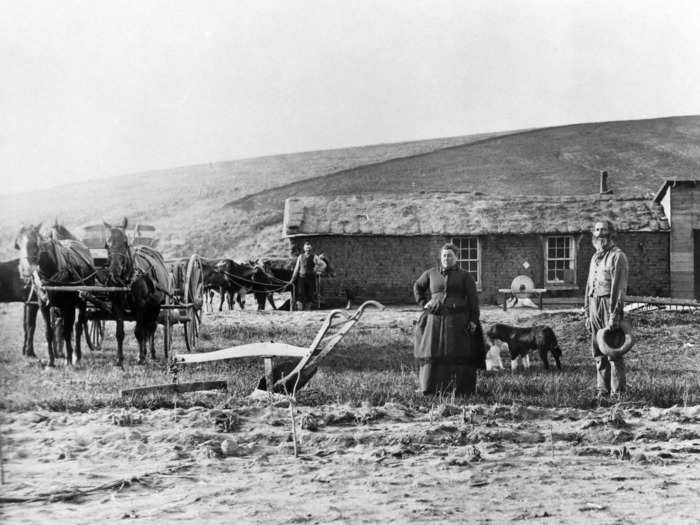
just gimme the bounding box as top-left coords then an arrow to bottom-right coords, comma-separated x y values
0,258 -> 26,303
255,254 -> 334,311
202,258 -> 244,312
252,258 -> 295,310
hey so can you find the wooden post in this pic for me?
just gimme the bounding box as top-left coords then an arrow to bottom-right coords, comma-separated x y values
120,381 -> 228,397
316,275 -> 321,310
289,400 -> 299,458
264,358 -> 274,394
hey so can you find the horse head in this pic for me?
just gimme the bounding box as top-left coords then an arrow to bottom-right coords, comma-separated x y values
14,224 -> 43,281
104,219 -> 132,285
36,235 -> 65,280
50,220 -> 77,241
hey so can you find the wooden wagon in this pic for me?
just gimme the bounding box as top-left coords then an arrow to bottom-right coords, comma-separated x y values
35,223 -> 205,356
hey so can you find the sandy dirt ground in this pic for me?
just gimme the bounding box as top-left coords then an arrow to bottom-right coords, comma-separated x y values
1,304 -> 699,523
2,400 -> 699,523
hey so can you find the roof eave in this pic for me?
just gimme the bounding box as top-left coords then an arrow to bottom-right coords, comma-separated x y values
654,179 -> 700,203
285,227 -> 670,237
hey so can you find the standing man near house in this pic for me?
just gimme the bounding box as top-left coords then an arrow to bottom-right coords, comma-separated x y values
291,241 -> 325,310
584,220 -> 629,403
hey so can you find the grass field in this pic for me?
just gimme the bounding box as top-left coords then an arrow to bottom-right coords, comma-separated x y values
1,303 -> 697,412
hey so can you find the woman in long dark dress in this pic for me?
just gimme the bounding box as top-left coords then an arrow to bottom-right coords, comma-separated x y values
413,243 -> 483,396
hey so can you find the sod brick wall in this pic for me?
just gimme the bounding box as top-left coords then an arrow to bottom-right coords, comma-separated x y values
290,231 -> 670,307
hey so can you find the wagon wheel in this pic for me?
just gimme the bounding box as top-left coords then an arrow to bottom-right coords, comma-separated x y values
84,318 -> 105,351
183,254 -> 203,352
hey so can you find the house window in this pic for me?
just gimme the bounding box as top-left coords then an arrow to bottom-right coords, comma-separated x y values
451,237 -> 480,285
546,236 -> 576,284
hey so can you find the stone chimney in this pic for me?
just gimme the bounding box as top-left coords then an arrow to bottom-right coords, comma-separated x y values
600,170 -> 612,194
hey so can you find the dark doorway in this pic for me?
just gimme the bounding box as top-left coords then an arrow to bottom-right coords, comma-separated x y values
694,230 -> 700,300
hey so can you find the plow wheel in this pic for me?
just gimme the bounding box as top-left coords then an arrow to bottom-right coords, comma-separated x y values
183,254 -> 204,352
85,319 -> 105,351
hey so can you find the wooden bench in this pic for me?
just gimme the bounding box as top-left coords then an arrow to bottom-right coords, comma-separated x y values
498,288 -> 548,311
541,296 -> 584,309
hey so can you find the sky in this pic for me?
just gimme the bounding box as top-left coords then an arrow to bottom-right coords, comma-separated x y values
1,0 -> 699,195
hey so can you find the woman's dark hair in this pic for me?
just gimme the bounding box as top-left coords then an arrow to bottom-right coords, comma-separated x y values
441,243 -> 458,255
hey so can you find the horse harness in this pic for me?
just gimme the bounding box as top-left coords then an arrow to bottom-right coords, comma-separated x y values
219,265 -> 292,294
39,239 -> 96,285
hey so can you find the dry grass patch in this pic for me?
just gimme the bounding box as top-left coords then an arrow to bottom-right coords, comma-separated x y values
1,304 -> 698,412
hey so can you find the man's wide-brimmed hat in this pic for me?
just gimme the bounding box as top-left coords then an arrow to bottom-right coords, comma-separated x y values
596,318 -> 634,358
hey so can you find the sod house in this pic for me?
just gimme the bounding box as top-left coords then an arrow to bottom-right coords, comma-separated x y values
283,193 -> 671,306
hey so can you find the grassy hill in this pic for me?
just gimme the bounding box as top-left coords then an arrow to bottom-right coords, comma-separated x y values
223,115 -> 700,256
0,132 -> 505,259
2,115 -> 699,260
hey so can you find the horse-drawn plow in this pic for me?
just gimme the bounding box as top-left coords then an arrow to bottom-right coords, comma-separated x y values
120,300 -> 384,398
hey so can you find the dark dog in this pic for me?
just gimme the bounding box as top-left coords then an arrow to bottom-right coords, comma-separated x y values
485,323 -> 562,370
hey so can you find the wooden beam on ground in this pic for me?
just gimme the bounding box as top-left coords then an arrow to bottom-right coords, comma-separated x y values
627,296 -> 700,307
120,380 -> 228,397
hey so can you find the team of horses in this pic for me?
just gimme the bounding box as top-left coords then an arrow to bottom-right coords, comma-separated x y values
2,219 -> 333,367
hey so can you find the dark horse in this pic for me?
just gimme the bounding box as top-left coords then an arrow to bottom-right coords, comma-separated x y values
103,218 -> 169,366
14,221 -> 80,358
14,224 -> 95,366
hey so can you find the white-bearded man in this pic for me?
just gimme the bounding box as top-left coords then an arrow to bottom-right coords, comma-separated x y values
584,220 -> 629,404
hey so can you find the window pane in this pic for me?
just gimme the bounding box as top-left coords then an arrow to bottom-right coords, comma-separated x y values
452,237 -> 479,283
546,236 -> 575,283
